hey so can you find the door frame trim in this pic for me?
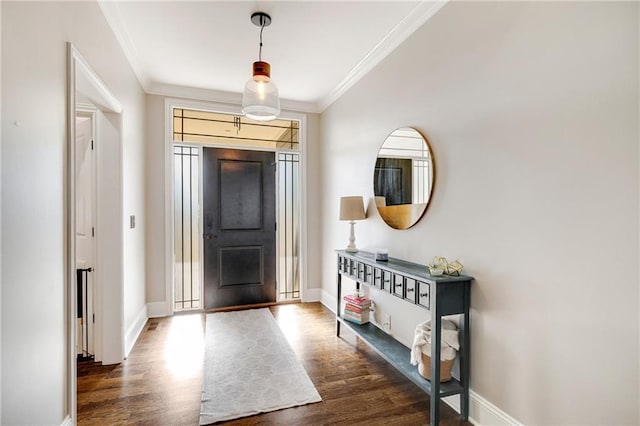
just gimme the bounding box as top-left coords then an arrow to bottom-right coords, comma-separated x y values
163,98 -> 308,315
66,42 -> 124,426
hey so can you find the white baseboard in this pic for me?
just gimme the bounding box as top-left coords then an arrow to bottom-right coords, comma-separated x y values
302,288 -> 322,302
320,288 -> 520,426
147,301 -> 170,318
320,289 -> 336,313
444,391 -> 522,426
61,415 -> 73,426
124,304 -> 148,358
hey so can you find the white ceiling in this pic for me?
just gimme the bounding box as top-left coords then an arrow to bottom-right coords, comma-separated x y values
99,1 -> 446,113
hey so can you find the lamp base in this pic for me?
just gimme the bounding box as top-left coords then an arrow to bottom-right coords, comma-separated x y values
345,220 -> 358,253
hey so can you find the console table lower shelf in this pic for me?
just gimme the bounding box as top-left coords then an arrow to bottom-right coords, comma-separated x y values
337,316 -> 464,398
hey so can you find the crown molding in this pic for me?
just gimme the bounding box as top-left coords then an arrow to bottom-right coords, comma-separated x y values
99,0 -> 447,115
98,0 -> 150,90
147,81 -> 319,114
316,0 -> 448,112
147,82 -> 241,106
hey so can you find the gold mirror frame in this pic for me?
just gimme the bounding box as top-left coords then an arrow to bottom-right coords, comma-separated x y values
373,127 -> 435,230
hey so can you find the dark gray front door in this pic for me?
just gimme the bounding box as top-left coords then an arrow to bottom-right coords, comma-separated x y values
203,148 -> 276,309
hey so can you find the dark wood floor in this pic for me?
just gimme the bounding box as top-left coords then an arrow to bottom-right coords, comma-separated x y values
77,302 -> 469,425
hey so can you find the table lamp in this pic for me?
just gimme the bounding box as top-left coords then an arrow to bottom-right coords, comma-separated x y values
339,196 -> 366,253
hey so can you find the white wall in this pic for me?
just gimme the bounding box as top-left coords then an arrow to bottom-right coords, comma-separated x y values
1,2 -> 146,424
0,2 -> 3,421
304,113 -> 323,291
0,2 -> 3,420
145,94 -> 167,309
122,80 -> 147,353
95,110 -> 124,364
144,94 -> 322,312
319,2 -> 638,424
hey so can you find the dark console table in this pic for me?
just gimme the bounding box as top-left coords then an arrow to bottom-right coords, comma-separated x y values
335,250 -> 473,425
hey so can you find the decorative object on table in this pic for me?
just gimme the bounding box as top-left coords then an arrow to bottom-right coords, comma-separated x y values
427,264 -> 444,276
445,259 -> 464,276
342,294 -> 371,324
410,319 -> 459,382
374,248 -> 388,262
339,196 -> 366,253
241,12 -> 280,121
428,256 -> 464,276
428,256 -> 447,276
373,127 -> 435,230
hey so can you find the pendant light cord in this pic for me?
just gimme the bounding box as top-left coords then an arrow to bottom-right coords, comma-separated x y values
258,20 -> 265,61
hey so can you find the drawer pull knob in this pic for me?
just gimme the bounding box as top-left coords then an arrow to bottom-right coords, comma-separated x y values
384,279 -> 390,283
395,283 -> 402,287
407,288 -> 414,292
420,293 -> 428,297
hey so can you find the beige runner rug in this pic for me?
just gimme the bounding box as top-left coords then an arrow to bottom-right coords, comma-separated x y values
200,308 -> 321,424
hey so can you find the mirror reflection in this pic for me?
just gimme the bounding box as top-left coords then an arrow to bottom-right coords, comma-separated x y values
374,127 -> 434,230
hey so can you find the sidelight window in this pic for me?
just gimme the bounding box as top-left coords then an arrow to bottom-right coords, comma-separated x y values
173,146 -> 201,310
277,152 -> 300,300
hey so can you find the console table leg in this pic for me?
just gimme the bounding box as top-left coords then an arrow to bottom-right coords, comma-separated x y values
336,262 -> 342,337
461,381 -> 469,421
430,313 -> 442,425
460,285 -> 471,420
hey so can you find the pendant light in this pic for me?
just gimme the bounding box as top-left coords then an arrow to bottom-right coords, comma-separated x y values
242,12 -> 280,121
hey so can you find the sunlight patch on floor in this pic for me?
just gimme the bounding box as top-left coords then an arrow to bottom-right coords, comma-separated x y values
164,314 -> 204,379
273,304 -> 303,343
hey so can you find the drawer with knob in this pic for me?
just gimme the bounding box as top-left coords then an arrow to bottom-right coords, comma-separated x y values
393,274 -> 404,298
417,281 -> 431,309
348,259 -> 357,278
404,278 -> 417,303
364,265 -> 373,284
382,270 -> 392,292
373,268 -> 382,288
357,262 -> 365,281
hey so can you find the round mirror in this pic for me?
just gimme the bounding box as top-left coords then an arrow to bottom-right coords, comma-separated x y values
373,127 -> 434,229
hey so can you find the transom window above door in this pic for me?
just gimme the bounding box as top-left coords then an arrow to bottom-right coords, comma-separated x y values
173,108 -> 299,151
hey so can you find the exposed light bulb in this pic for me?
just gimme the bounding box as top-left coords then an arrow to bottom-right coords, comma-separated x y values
256,81 -> 265,100
242,62 -> 280,121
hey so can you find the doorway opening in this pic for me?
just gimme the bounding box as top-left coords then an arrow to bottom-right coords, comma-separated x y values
170,107 -> 303,311
75,110 -> 96,361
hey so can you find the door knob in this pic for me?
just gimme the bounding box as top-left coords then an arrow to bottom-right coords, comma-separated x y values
204,233 -> 214,240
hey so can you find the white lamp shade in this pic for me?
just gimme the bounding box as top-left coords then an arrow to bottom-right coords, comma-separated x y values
340,196 -> 366,221
242,77 -> 280,121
